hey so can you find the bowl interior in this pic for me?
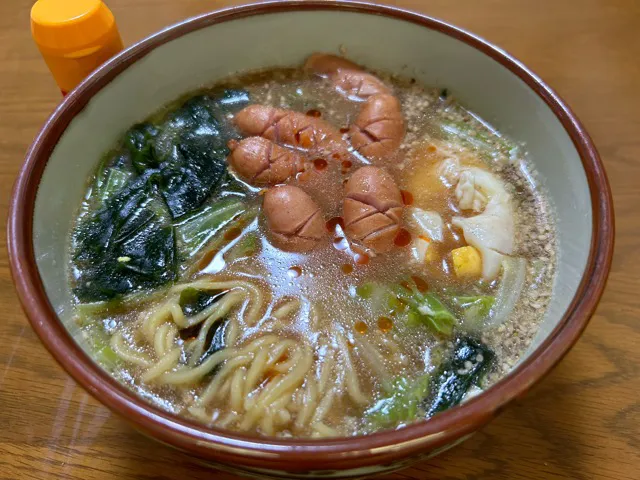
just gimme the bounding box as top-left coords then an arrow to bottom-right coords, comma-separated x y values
33,8 -> 590,383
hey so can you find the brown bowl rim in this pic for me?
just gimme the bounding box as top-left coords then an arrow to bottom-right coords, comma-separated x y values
7,0 -> 614,472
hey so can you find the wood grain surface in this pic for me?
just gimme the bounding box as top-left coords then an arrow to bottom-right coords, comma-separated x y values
1,0 -> 638,478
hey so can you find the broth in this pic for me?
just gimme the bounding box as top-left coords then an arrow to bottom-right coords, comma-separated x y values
70,59 -> 556,438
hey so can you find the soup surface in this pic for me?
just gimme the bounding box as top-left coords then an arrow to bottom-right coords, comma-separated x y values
69,54 -> 556,438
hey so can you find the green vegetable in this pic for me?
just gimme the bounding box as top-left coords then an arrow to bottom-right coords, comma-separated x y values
179,287 -> 227,317
176,197 -> 246,256
124,122 -> 160,173
98,168 -> 133,203
439,106 -> 518,160
72,172 -> 177,302
425,337 -> 494,416
226,232 -> 259,262
365,375 -> 430,430
403,291 -> 457,336
355,278 -> 457,336
88,151 -> 134,210
450,295 -> 495,325
82,324 -> 120,371
95,344 -> 120,367
355,282 -> 376,299
75,288 -> 169,321
393,278 -> 456,336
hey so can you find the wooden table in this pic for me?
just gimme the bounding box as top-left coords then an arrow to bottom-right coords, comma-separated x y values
1,1 -> 638,478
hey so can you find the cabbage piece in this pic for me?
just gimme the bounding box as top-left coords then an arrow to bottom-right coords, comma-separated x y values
356,278 -> 457,337
175,198 -> 246,257
365,375 -> 430,430
450,295 -> 495,325
488,257 -> 527,326
404,292 -> 457,337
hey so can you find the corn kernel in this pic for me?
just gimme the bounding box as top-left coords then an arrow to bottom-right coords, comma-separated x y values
451,246 -> 482,278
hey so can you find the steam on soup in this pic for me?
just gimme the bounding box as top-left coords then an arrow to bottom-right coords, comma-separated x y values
70,54 -> 556,438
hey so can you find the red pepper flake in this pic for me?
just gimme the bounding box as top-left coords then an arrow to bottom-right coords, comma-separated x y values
341,160 -> 352,170
377,316 -> 393,333
313,158 -> 328,171
354,253 -> 370,266
306,109 -> 322,118
394,228 -> 412,247
411,275 -> 429,293
400,190 -> 414,206
341,264 -> 354,274
332,153 -> 341,160
340,127 -> 350,134
354,321 -> 368,334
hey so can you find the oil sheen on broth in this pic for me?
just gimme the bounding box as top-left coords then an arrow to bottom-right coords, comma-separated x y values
70,54 -> 556,438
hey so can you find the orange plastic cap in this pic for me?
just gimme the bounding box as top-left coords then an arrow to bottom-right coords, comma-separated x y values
31,0 -> 117,54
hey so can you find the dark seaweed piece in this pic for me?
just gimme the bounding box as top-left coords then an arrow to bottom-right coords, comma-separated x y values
119,91 -> 250,220
440,88 -> 449,99
179,287 -> 227,317
159,143 -> 228,219
124,123 -> 160,173
200,318 -> 228,365
72,172 -> 177,302
426,337 -> 494,416
150,93 -> 248,218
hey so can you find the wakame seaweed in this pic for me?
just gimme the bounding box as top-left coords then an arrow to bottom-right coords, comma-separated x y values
425,337 -> 494,416
72,90 -> 249,302
124,122 -> 160,173
179,287 -> 228,317
72,172 -> 177,302
200,318 -> 228,365
124,91 -> 250,219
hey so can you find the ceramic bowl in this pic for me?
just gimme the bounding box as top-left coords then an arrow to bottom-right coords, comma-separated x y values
8,1 -> 614,478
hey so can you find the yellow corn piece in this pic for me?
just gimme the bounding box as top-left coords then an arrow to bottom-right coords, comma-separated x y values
451,246 -> 482,278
